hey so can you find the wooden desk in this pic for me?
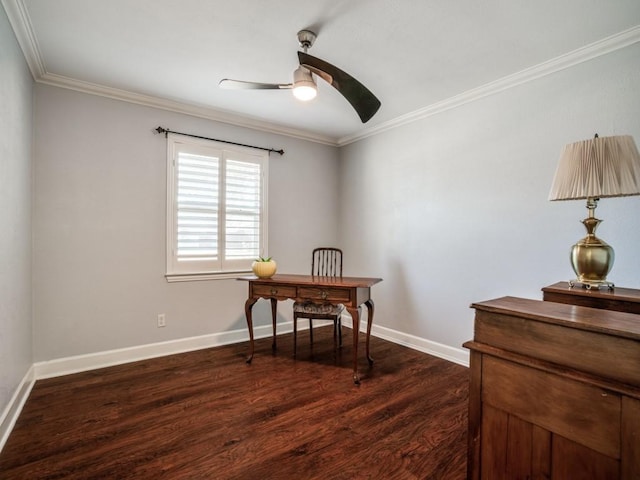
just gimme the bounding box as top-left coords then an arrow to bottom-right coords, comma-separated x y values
542,281 -> 640,315
464,296 -> 640,479
238,274 -> 382,383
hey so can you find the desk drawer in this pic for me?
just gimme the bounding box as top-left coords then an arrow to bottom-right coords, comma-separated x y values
298,287 -> 351,303
252,284 -> 296,298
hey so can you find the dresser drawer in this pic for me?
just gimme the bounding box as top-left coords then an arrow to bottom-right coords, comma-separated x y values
298,287 -> 351,303
474,309 -> 640,388
252,284 -> 297,299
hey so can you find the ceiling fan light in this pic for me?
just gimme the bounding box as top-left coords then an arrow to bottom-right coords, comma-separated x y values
293,84 -> 317,101
292,67 -> 317,101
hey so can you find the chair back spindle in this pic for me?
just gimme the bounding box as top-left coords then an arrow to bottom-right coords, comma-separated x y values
312,247 -> 342,277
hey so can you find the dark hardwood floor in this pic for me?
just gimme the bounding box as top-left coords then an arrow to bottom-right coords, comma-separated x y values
0,326 -> 469,479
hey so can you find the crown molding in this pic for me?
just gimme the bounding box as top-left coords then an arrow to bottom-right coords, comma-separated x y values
338,25 -> 640,146
1,0 -> 45,78
36,73 -> 339,146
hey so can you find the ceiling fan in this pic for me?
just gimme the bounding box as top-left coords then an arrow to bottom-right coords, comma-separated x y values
219,30 -> 381,123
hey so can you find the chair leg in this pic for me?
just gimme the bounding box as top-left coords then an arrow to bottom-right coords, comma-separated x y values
293,314 -> 298,357
332,315 -> 343,349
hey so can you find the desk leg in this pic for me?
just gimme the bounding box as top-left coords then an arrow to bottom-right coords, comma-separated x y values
365,299 -> 375,366
347,306 -> 361,384
244,297 -> 258,364
270,298 -> 278,351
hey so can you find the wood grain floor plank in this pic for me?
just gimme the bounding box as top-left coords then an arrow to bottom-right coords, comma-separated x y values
0,327 -> 468,479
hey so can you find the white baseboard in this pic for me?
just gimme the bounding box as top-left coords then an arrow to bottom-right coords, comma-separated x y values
372,324 -> 469,367
33,323 -> 283,380
1,321 -> 468,454
0,365 -> 35,453
32,319 -> 468,381
340,316 -> 469,367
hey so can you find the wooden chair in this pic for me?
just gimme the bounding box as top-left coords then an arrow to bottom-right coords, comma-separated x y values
293,247 -> 344,356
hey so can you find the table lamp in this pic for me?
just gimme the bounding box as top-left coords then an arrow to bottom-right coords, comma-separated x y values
548,134 -> 640,290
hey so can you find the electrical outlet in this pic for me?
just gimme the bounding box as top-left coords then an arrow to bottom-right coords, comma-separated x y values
157,313 -> 166,328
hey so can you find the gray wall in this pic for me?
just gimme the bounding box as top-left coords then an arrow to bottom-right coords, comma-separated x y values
0,7 -> 33,418
338,43 -> 640,351
32,84 -> 339,361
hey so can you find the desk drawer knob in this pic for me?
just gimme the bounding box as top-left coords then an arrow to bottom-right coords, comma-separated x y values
321,291 -> 328,300
270,288 -> 278,295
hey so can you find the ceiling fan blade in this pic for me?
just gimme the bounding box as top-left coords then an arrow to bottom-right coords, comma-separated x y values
219,79 -> 292,90
298,52 -> 381,123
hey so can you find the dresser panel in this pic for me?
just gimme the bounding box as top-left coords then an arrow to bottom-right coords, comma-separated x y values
483,355 -> 621,458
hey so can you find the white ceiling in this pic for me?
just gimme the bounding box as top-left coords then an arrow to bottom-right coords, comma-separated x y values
5,0 -> 640,144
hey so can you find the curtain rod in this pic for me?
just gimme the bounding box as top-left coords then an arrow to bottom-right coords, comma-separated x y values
154,126 -> 284,155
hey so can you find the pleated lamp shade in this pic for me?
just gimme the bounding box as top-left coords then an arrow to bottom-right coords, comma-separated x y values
549,135 -> 640,201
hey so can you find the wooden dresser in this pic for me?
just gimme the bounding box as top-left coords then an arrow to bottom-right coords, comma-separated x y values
464,296 -> 640,479
542,281 -> 640,315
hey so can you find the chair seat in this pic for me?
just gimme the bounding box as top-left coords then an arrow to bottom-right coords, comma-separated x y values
293,301 -> 344,315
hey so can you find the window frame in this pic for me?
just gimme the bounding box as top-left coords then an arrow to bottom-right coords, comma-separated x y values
165,134 -> 269,282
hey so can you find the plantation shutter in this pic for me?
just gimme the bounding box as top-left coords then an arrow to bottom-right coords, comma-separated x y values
224,158 -> 261,262
176,151 -> 219,261
166,135 -> 268,279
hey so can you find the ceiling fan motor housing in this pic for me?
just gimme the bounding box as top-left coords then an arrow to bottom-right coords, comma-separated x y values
297,30 -> 317,50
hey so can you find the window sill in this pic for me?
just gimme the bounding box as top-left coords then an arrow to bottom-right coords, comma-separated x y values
165,271 -> 251,282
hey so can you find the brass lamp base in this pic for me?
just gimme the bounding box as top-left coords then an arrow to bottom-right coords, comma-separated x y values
568,198 -> 615,291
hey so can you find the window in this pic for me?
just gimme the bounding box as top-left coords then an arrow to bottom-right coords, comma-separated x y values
166,134 -> 268,281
